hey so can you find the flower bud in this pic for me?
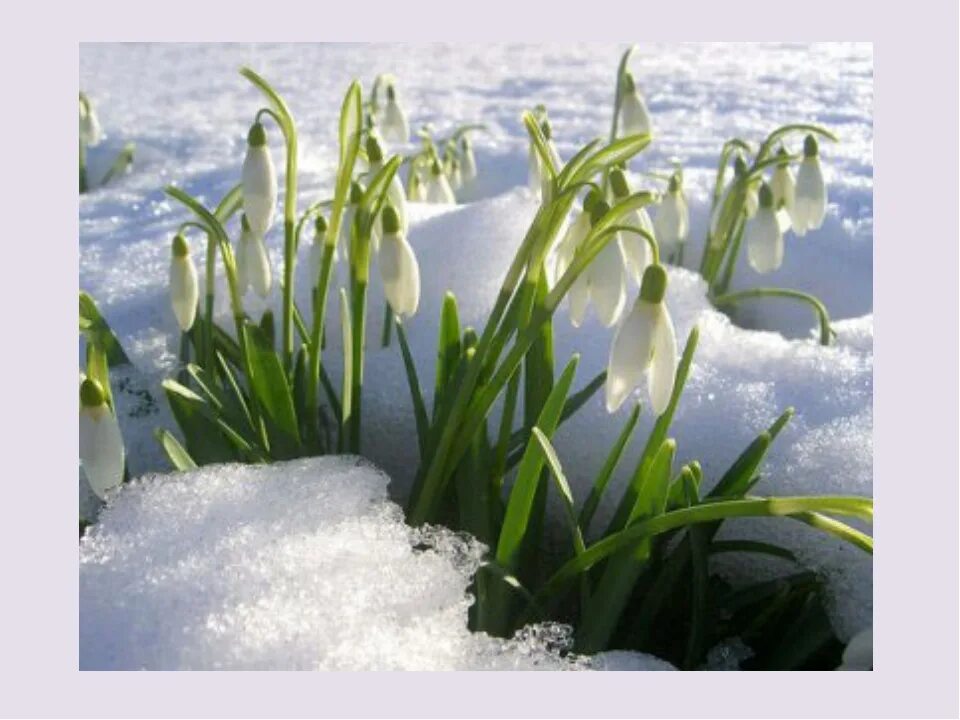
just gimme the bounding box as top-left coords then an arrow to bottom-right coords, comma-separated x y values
169,234 -> 198,331
79,377 -> 125,500
378,203 -> 420,318
241,122 -> 278,237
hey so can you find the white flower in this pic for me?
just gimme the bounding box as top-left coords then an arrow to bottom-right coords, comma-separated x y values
79,96 -> 103,147
745,182 -> 784,274
770,148 -> 797,233
460,137 -> 477,183
236,215 -> 272,297
366,136 -> 408,251
618,72 -> 652,137
380,84 -> 409,145
793,134 -> 827,236
568,200 -> 627,328
425,160 -> 456,204
605,264 -> 677,415
836,628 -> 872,671
79,378 -> 124,500
653,174 -> 689,252
378,204 -> 420,318
241,122 -> 278,237
307,215 -> 328,282
609,168 -> 655,285
169,234 -> 198,331
547,200 -> 593,289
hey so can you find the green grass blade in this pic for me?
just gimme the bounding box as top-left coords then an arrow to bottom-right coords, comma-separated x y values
709,407 -> 794,500
79,291 -> 131,367
395,319 -> 430,462
242,323 -> 301,454
433,292 -> 462,421
338,287 -> 353,453
154,428 -> 197,471
531,427 -> 586,557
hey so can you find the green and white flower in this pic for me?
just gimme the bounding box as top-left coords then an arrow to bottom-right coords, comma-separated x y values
653,172 -> 689,253
770,146 -> 796,233
745,182 -> 784,274
378,204 -> 420,318
380,83 -> 410,146
618,71 -> 652,137
425,159 -> 456,204
79,95 -> 102,147
236,214 -> 272,297
793,134 -> 827,236
169,234 -> 198,331
609,167 -> 655,285
241,122 -> 278,237
605,264 -> 677,415
79,377 -> 125,500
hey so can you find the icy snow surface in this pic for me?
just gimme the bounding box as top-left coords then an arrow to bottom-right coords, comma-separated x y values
80,43 -> 872,640
80,457 -> 673,671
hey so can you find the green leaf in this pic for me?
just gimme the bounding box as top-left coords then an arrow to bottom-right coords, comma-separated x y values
99,142 -> 135,187
710,539 -> 798,563
710,407 -> 794,500
395,320 -> 429,462
338,287 -> 353,453
243,322 -> 301,455
531,427 -> 586,558
154,428 -> 197,471
496,355 -> 579,571
572,133 -> 652,185
162,379 -> 238,465
433,292 -> 462,421
79,291 -> 130,367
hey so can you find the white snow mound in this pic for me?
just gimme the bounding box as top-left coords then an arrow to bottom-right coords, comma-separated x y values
79,457 -> 673,671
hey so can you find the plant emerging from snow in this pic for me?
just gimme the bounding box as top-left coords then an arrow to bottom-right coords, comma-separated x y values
78,92 -> 135,194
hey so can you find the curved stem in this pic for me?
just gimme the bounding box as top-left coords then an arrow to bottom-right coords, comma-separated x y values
711,287 -> 835,346
609,45 -> 638,143
713,214 -> 746,295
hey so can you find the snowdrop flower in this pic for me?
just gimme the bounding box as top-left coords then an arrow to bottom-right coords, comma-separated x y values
378,204 -> 420,318
337,180 -> 365,260
169,234 -> 198,331
79,95 -> 102,147
568,199 -> 627,328
709,155 -> 756,243
79,377 -> 124,500
460,137 -> 477,183
793,134 -> 827,236
528,119 -> 562,198
236,214 -> 272,297
653,172 -> 689,253
770,146 -> 796,232
408,170 -> 426,202
547,191 -> 597,289
241,121 -> 278,237
745,182 -> 784,274
425,159 -> 456,204
379,83 -> 410,145
618,72 -> 652,137
605,264 -> 677,415
836,628 -> 872,671
609,167 -> 656,285
366,135 -> 408,248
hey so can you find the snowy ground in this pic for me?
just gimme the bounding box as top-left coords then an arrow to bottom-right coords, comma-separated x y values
80,43 -> 873,646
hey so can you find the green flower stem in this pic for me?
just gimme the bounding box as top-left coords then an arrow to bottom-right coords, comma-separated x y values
79,139 -> 88,193
711,287 -> 835,346
531,495 -> 872,608
242,68 -> 299,372
713,214 -> 746,296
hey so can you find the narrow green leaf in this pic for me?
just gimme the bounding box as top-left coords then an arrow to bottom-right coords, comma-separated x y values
162,379 -> 238,465
338,287 -> 353,453
79,291 -> 130,367
243,323 -> 301,452
531,427 -> 586,557
433,292 -> 462,420
395,319 -> 429,462
154,428 -> 197,471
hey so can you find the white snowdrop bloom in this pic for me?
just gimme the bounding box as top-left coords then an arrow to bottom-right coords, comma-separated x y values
793,134 -> 827,236
618,72 -> 652,137
236,215 -> 272,298
568,200 -> 627,328
378,204 -> 420,318
770,147 -> 797,234
169,234 -> 198,331
79,96 -> 102,147
605,264 -> 677,415
836,628 -> 872,671
366,136 -> 408,249
745,183 -> 784,274
307,215 -> 328,283
425,160 -> 456,204
653,173 -> 689,253
79,378 -> 124,501
380,84 -> 410,145
547,195 -> 595,289
241,122 -> 278,238
460,137 -> 477,183
609,168 -> 655,285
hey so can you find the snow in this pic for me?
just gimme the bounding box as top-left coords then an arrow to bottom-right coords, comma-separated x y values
80,43 -> 872,642
80,457 -> 673,671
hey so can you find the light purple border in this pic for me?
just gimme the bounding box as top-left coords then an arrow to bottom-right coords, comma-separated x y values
1,1 -> 957,717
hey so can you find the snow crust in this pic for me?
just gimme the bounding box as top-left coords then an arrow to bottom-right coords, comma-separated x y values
80,457 -> 673,671
80,43 -> 872,642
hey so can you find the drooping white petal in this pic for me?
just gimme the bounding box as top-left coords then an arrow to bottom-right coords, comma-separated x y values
381,99 -> 410,145
554,211 -> 590,281
619,91 -> 652,137
745,208 -> 784,274
425,172 -> 456,204
379,232 -> 421,318
248,236 -> 272,298
79,107 -> 102,147
589,238 -> 627,327
771,164 -> 796,215
568,270 -> 590,328
79,404 -> 125,500
794,156 -> 827,232
621,208 -> 654,285
169,256 -> 199,331
653,191 -> 689,250
242,144 -> 278,237
648,304 -> 677,415
605,299 -> 658,412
